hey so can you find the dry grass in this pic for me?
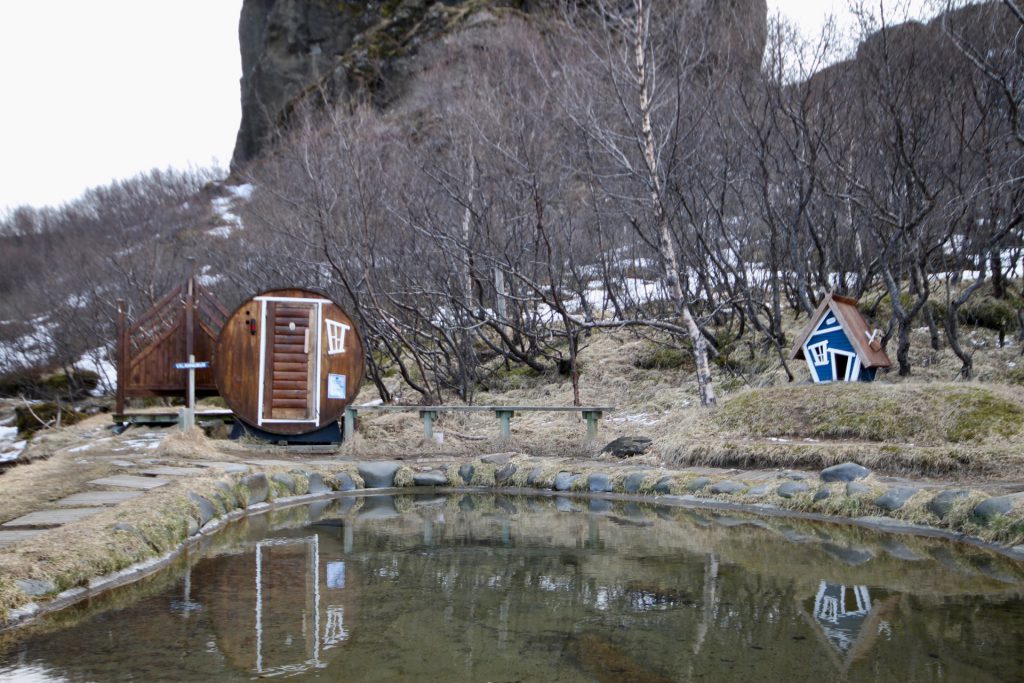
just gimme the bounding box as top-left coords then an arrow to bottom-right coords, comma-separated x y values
713,383 -> 1024,445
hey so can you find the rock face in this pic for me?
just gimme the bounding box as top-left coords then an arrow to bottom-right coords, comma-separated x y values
232,0 -> 769,166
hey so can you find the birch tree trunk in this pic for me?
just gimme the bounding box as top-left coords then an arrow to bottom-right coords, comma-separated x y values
632,0 -> 716,406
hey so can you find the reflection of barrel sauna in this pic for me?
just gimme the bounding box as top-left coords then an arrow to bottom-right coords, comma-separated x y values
214,289 -> 363,435
193,533 -> 360,676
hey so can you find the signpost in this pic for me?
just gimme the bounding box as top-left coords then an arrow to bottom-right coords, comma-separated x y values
175,355 -> 209,431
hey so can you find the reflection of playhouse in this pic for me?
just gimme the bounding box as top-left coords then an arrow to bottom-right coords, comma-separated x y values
790,293 -> 891,383
812,582 -> 875,653
799,581 -> 898,674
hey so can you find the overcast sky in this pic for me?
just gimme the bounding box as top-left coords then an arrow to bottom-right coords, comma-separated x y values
0,0 -> 933,214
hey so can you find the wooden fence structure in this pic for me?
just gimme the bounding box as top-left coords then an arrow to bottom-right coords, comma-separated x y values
115,276 -> 228,414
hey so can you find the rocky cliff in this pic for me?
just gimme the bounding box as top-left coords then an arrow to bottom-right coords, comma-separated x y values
231,0 -> 768,168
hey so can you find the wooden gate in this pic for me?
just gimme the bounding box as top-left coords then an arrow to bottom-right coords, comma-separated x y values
115,276 -> 228,414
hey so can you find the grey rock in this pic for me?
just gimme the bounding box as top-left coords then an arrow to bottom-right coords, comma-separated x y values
526,467 -> 544,486
215,482 -> 239,509
271,473 -> 296,494
588,473 -> 613,493
307,472 -> 331,494
874,486 -> 919,512
654,476 -> 675,494
553,472 -> 575,491
747,483 -> 772,496
187,491 -> 217,526
495,463 -> 518,484
601,436 -> 653,458
240,473 -> 269,505
458,463 -> 475,484
777,481 -> 809,499
782,471 -> 809,481
711,480 -> 746,495
480,453 -> 513,466
846,482 -> 872,496
820,462 -> 871,483
113,522 -> 139,534
624,472 -> 648,494
928,489 -> 970,519
357,461 -> 401,489
187,517 -> 200,536
336,472 -> 358,491
15,579 -> 55,597
973,493 -> 1024,522
813,488 -> 831,502
685,477 -> 710,493
413,470 -> 448,486
589,499 -> 613,513
822,543 -> 875,566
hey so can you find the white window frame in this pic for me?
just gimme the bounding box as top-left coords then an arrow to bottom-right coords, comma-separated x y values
325,319 -> 351,355
808,341 -> 829,366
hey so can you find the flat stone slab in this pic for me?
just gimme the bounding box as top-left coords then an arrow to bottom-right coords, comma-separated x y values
54,491 -> 143,507
88,475 -> 170,490
195,461 -> 250,473
0,529 -> 44,547
3,508 -> 107,528
139,467 -> 207,477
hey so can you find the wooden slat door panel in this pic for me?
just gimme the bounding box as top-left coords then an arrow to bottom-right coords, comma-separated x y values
262,303 -> 317,420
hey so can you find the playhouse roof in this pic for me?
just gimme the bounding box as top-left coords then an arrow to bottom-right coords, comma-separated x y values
789,293 -> 892,369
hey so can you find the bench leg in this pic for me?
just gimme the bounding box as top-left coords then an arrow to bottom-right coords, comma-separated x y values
496,410 -> 513,439
582,411 -> 602,440
420,410 -> 437,440
344,408 -> 356,441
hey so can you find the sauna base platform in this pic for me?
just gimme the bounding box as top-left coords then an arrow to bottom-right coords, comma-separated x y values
229,420 -> 342,445
112,411 -> 235,428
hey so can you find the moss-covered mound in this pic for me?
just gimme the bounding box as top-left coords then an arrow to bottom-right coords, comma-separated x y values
714,383 -> 1024,445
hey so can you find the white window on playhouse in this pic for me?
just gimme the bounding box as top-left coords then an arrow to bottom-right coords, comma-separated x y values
325,319 -> 351,355
809,341 -> 829,366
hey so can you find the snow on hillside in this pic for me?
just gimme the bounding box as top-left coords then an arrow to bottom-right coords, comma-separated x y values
209,183 -> 252,238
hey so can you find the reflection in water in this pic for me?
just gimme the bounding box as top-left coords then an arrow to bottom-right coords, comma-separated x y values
1,493 -> 1024,682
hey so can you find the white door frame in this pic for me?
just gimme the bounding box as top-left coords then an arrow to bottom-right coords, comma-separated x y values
829,349 -> 860,382
257,299 -> 324,426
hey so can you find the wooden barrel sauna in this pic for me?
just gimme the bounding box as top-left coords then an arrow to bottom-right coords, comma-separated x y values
214,288 -> 364,435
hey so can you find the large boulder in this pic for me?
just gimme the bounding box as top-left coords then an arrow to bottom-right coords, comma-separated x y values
357,461 -> 401,488
240,473 -> 269,506
602,436 -> 652,458
820,462 -> 871,483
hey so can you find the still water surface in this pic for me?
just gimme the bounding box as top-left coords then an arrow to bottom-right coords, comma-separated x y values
1,493 -> 1024,681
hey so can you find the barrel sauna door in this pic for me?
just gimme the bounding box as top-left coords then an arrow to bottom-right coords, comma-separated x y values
261,302 -> 319,422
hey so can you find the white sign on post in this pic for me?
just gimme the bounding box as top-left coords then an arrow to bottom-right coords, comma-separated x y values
176,355 -> 208,431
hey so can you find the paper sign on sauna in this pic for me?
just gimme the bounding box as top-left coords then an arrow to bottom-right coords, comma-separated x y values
327,374 -> 347,400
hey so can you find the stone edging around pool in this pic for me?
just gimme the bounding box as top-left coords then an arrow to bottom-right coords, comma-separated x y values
5,454 -> 1024,630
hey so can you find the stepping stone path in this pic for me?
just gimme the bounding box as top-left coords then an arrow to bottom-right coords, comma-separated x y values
0,530 -> 43,548
3,508 -> 107,528
138,466 -> 207,477
88,475 -> 170,490
54,491 -> 142,507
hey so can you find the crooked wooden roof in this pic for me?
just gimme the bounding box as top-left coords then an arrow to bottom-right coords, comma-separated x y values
789,293 -> 892,369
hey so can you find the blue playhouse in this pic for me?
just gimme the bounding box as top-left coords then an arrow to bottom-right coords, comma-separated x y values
789,293 -> 891,383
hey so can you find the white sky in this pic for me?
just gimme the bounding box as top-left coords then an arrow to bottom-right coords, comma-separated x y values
0,0 -> 933,214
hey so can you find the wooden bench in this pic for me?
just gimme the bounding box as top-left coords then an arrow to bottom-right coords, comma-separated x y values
343,405 -> 613,441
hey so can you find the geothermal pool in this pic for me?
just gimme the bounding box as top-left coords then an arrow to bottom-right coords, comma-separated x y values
1,493 -> 1023,681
